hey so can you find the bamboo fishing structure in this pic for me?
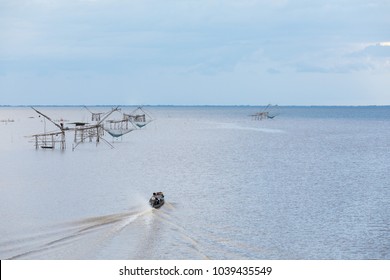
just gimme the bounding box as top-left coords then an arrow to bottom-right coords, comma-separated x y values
26,106 -> 154,151
123,107 -> 153,128
28,107 -> 67,150
71,107 -> 119,150
250,104 -> 279,120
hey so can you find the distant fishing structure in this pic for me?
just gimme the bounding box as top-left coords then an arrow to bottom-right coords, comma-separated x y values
28,107 -> 67,150
71,106 -> 119,150
84,106 -> 104,122
103,108 -> 136,139
123,107 -> 153,128
1,118 -> 15,124
104,106 -> 153,139
250,104 -> 279,120
104,117 -> 138,138
26,106 -> 154,151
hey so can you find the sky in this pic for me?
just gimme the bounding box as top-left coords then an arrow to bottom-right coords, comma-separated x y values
1,0 -> 390,106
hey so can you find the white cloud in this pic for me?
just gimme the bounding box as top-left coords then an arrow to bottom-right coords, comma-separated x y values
378,42 -> 390,47
1,0 -> 390,104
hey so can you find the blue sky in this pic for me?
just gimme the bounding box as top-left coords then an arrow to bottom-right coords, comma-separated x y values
1,0 -> 390,105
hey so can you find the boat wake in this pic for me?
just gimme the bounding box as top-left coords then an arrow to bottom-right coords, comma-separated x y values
216,122 -> 285,133
0,206 -> 153,259
0,201 -> 210,259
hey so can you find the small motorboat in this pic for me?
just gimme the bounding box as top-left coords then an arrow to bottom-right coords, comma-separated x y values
149,192 -> 164,209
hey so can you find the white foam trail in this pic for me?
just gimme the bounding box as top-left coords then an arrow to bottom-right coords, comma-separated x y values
217,123 -> 285,133
4,207 -> 153,259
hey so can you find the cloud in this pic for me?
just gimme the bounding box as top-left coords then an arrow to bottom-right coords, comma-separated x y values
1,0 -> 390,105
259,41 -> 390,74
359,43 -> 390,57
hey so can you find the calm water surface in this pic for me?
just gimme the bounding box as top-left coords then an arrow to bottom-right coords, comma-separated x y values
0,106 -> 389,259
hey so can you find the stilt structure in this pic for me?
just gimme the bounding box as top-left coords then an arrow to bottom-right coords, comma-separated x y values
73,123 -> 105,143
27,107 -> 67,150
123,107 -> 153,128
26,105 -> 155,151
72,107 -> 119,150
31,131 -> 66,150
250,104 -> 279,120
104,118 -> 137,138
84,106 -> 105,122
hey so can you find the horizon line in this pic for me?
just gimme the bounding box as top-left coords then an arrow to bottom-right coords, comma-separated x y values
1,104 -> 389,108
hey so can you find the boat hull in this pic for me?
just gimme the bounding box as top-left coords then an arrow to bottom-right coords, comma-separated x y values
150,200 -> 164,208
149,192 -> 165,209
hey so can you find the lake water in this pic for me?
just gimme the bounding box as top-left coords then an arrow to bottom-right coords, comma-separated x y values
0,106 -> 389,259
